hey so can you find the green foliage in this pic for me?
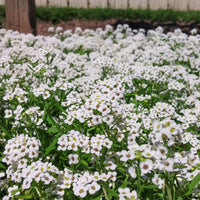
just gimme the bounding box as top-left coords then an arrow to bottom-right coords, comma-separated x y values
35,7 -> 200,24
2,4 -> 200,25
185,173 -> 200,196
0,5 -> 5,28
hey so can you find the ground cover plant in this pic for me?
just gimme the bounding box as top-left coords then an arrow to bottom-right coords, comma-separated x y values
0,24 -> 200,200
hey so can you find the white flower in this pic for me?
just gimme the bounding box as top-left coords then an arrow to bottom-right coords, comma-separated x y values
152,174 -> 164,189
43,91 -> 50,99
102,115 -> 114,125
128,167 -> 137,178
41,173 -> 54,185
68,154 -> 79,165
0,172 -> 5,178
3,93 -> 14,101
22,178 -> 32,190
55,26 -> 63,33
2,196 -> 10,200
91,115 -> 102,125
93,171 -> 101,181
191,28 -> 197,35
155,144 -> 168,159
118,187 -> 130,198
4,109 -> 13,118
127,190 -> 138,200
98,104 -> 110,116
56,184 -> 65,196
159,158 -> 174,172
18,158 -> 28,169
118,150 -> 136,162
140,159 -> 153,175
103,138 -> 113,149
14,105 -> 24,115
73,185 -> 88,198
48,27 -> 55,33
8,185 -> 20,197
105,161 -> 117,171
100,173 -> 109,182
142,149 -> 155,158
88,181 -> 101,194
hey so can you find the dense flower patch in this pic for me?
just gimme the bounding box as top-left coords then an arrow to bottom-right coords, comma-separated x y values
0,25 -> 200,199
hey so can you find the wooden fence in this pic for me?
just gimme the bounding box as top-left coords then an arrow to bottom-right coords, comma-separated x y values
1,0 -> 200,10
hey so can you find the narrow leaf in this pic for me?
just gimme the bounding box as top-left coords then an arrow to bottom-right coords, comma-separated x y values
120,174 -> 129,188
143,184 -> 158,189
92,196 -> 104,200
185,173 -> 200,196
81,160 -> 88,167
43,133 -> 61,158
55,102 -> 67,114
46,115 -> 60,130
0,126 -> 10,137
177,197 -> 183,200
47,126 -> 58,133
0,163 -> 6,170
15,195 -> 33,199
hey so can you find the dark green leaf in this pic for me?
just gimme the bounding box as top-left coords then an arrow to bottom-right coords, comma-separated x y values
81,160 -> 88,167
143,184 -> 158,189
43,133 -> 62,158
46,115 -> 60,130
47,126 -> 58,133
15,195 -> 33,199
120,174 -> 129,188
0,163 -> 6,170
185,173 -> 200,196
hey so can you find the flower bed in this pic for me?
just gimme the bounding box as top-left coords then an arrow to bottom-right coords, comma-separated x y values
0,25 -> 200,199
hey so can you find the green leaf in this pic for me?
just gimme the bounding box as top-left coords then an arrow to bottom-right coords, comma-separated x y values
157,193 -> 164,197
185,173 -> 200,196
15,195 -> 33,199
143,184 -> 158,189
0,126 -> 10,137
107,188 -> 119,198
92,195 -> 104,200
47,126 -> 58,133
43,133 -> 62,158
46,115 -> 54,125
87,126 -> 97,132
0,163 -> 6,170
55,102 -> 67,114
81,160 -> 88,167
46,115 -> 60,130
120,174 -> 129,188
177,197 -> 183,200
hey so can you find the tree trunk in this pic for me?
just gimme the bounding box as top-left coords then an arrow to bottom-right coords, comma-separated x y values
6,0 -> 37,35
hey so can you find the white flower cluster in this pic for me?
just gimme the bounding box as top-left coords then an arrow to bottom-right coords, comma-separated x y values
63,78 -> 125,127
56,169 -> 117,198
1,23 -> 200,199
58,130 -> 113,157
2,134 -> 41,165
118,187 -> 137,200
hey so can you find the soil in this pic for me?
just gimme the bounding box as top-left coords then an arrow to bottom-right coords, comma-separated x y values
36,19 -> 200,36
36,19 -> 117,36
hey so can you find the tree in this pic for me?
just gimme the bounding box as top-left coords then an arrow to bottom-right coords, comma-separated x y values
6,0 -> 37,35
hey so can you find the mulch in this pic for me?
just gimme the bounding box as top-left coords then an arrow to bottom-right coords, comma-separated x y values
15,19 -> 200,36
113,20 -> 200,35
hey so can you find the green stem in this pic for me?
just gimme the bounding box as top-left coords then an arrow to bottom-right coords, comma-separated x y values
34,186 -> 42,197
102,187 -> 109,200
166,184 -> 173,200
